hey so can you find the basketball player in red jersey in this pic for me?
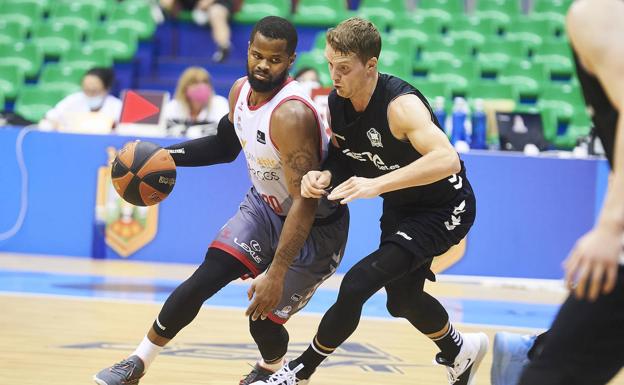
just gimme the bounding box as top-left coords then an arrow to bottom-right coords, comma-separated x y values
94,16 -> 348,385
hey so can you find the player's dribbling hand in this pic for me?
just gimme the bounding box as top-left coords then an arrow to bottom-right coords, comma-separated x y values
327,176 -> 381,204
301,170 -> 332,198
564,225 -> 622,302
246,273 -> 284,321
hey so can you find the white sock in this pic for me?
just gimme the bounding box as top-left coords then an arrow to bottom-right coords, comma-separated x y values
260,357 -> 285,372
132,335 -> 164,371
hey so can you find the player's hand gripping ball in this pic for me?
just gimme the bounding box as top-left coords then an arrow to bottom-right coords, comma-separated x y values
111,141 -> 176,206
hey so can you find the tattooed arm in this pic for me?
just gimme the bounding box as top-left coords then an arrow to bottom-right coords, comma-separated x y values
246,99 -> 321,320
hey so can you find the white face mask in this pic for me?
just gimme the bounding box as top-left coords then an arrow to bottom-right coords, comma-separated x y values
85,94 -> 105,110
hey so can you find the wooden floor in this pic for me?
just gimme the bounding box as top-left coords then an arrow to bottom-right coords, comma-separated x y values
0,253 -> 622,385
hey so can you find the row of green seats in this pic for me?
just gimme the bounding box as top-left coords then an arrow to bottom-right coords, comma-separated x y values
0,0 -> 154,40
234,0 -> 571,26
0,23 -> 136,79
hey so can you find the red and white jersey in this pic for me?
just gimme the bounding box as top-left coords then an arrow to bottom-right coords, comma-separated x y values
233,78 -> 332,217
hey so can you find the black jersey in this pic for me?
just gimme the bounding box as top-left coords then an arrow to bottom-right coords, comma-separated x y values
573,51 -> 619,167
327,73 -> 469,208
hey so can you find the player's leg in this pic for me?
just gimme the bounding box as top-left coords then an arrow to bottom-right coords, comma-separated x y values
94,248 -> 248,385
518,267 -> 624,385
94,189 -> 274,385
283,242 -> 416,381
385,265 -> 488,385
242,206 -> 349,384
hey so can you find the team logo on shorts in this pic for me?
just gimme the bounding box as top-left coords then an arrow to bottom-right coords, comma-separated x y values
256,130 -> 266,144
367,127 -> 383,148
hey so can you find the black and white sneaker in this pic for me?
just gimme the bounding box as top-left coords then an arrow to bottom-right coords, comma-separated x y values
93,355 -> 145,385
240,362 -> 276,385
435,332 -> 489,385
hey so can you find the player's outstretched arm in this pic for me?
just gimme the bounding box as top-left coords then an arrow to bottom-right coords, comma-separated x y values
246,99 -> 321,320
564,0 -> 624,301
327,94 -> 460,204
164,78 -> 245,166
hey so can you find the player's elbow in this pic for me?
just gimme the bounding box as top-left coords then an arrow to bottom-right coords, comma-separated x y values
446,150 -> 461,175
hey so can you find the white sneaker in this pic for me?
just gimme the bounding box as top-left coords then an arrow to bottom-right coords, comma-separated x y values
435,332 -> 489,385
250,363 -> 309,385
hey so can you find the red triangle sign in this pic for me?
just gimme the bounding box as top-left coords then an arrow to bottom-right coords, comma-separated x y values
120,90 -> 160,123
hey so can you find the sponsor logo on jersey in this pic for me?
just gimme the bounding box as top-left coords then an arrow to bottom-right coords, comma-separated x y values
248,166 -> 280,181
256,130 -> 266,144
396,231 -> 412,240
367,127 -> 383,147
342,149 -> 400,171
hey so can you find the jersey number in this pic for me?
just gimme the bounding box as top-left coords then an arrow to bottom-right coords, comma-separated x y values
261,194 -> 283,214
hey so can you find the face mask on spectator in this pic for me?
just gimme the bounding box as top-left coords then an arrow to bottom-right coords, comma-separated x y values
86,94 -> 105,110
186,83 -> 212,105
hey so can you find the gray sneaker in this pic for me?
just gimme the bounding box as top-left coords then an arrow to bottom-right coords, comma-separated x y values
93,355 -> 145,385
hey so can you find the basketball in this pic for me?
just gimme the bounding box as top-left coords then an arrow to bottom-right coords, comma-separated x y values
110,141 -> 176,206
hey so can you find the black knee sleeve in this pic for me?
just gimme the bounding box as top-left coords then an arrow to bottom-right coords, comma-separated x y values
249,317 -> 289,362
153,247 -> 248,339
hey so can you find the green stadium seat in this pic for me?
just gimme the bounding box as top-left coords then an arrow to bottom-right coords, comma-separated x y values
109,1 -> 156,40
428,72 -> 470,96
418,0 -> 465,15
378,50 -> 411,78
31,21 -> 83,58
60,45 -> 113,72
0,90 -> 4,112
12,0 -> 51,13
234,0 -> 290,24
88,24 -> 138,62
312,31 -> 327,50
533,0 -> 572,14
532,41 -> 574,78
394,14 -> 446,35
39,63 -> 85,94
0,0 -> 44,29
387,28 -> 428,52
384,33 -> 418,61
477,0 -> 522,15
356,9 -> 393,31
292,0 -> 349,27
448,14 -> 501,36
477,38 -> 529,73
430,60 -> 480,82
473,10 -> 511,29
0,18 -> 27,45
467,81 -> 518,101
49,2 -> 100,34
410,79 -> 451,102
498,61 -> 547,97
414,7 -> 453,25
0,64 -> 23,99
447,30 -> 486,50
294,50 -> 331,86
538,83 -> 584,122
0,42 -> 43,78
530,11 -> 566,36
15,85 -> 66,123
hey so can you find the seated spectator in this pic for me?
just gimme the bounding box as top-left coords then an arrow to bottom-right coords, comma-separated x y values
39,67 -> 122,134
294,66 -> 321,96
162,66 -> 229,138
160,0 -> 233,62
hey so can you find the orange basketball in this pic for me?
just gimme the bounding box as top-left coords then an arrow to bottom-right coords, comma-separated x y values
110,141 -> 176,206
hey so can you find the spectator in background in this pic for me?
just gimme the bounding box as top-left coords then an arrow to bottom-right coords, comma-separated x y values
39,67 -> 122,134
160,0 -> 233,62
293,66 -> 321,97
162,66 -> 229,138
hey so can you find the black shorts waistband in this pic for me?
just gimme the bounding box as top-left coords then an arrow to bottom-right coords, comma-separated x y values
277,204 -> 347,226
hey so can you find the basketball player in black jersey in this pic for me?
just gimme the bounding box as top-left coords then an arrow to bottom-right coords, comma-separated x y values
252,17 -> 488,385
513,1 -> 624,384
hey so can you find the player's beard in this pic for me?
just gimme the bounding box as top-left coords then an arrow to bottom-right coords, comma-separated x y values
247,67 -> 289,93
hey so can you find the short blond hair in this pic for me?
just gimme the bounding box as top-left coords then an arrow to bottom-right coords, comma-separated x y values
174,67 -> 212,107
326,17 -> 382,64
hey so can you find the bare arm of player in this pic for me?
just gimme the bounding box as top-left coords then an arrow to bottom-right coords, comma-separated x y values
327,94 -> 460,204
564,0 -> 624,301
164,78 -> 245,166
246,100 -> 321,320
